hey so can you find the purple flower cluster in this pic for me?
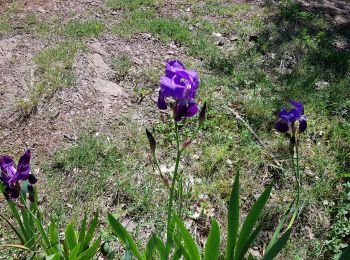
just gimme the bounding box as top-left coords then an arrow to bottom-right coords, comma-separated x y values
275,100 -> 307,134
158,60 -> 200,121
0,150 -> 37,199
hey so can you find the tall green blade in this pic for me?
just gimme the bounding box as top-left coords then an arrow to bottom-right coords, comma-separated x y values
173,248 -> 185,260
235,182 -> 273,260
145,234 -> 156,260
77,237 -> 101,260
7,200 -> 28,242
173,234 -> 191,260
174,214 -> 200,260
78,215 -> 87,254
153,235 -> 166,259
226,172 -> 240,260
0,213 -> 25,244
262,229 -> 291,260
204,219 -> 220,260
34,212 -> 53,255
65,222 -> 77,250
238,222 -> 263,259
123,239 -> 131,260
68,243 -> 81,260
82,211 -> 98,250
266,200 -> 294,252
49,220 -> 60,253
107,213 -> 142,260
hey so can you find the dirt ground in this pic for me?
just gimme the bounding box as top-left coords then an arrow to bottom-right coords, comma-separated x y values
1,0 -> 349,158
0,0 -> 350,258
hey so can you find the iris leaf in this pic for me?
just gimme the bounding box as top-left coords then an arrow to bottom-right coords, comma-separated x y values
226,171 -> 240,260
262,228 -> 291,260
77,237 -> 101,260
204,219 -> 221,260
174,214 -> 200,260
82,211 -> 99,250
49,220 -> 60,253
68,242 -> 81,260
235,182 -> 273,260
65,223 -> 77,250
107,213 -> 142,260
78,215 -> 87,253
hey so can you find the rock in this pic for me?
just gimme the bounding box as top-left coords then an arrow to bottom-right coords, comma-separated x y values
87,53 -> 113,77
94,78 -> 124,97
230,35 -> 238,41
212,32 -> 222,37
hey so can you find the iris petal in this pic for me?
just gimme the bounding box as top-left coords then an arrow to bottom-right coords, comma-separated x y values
174,98 -> 198,122
15,150 -> 31,182
158,60 -> 200,120
299,117 -> 307,133
275,118 -> 289,133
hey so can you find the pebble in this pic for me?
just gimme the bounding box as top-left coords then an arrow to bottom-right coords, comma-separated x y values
212,32 -> 222,37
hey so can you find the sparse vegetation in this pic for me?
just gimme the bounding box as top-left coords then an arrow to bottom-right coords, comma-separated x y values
17,42 -> 83,115
0,0 -> 349,259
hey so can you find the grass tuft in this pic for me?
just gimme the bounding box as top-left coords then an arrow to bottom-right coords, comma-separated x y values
63,20 -> 105,38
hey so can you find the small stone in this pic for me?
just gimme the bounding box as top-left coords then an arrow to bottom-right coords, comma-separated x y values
212,32 -> 222,37
37,7 -> 46,13
143,33 -> 152,39
111,11 -> 118,15
230,35 -> 238,41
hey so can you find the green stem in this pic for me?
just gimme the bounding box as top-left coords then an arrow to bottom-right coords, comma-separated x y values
288,136 -> 301,229
166,121 -> 181,252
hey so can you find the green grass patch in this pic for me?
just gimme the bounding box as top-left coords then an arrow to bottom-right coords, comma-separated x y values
113,10 -> 192,45
107,0 -> 157,10
192,1 -> 250,17
63,19 -> 105,38
43,127 -> 166,229
0,21 -> 11,33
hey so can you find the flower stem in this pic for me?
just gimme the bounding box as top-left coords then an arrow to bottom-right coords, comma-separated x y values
166,121 -> 181,250
288,136 -> 301,229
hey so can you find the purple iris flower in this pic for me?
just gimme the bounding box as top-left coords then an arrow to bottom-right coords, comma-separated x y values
158,60 -> 200,121
275,100 -> 307,134
0,149 -> 37,199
